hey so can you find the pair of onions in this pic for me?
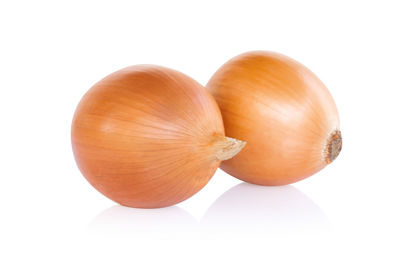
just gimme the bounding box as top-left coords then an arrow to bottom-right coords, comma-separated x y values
71,51 -> 341,208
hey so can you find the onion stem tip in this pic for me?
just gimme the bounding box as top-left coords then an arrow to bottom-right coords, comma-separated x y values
215,137 -> 246,161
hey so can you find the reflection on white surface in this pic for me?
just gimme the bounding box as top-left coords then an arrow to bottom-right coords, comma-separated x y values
202,183 -> 330,237
89,205 -> 197,239
89,183 -> 330,239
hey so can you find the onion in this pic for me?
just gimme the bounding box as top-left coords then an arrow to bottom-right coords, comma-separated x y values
207,51 -> 341,185
71,65 -> 245,208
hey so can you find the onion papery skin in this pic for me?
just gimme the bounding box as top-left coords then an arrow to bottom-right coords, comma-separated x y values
72,65 -> 243,208
207,51 -> 341,186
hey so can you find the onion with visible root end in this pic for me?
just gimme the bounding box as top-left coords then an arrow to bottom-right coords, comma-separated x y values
207,51 -> 341,186
71,65 -> 245,208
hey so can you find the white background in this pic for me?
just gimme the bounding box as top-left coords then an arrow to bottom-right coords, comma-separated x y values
1,0 -> 399,266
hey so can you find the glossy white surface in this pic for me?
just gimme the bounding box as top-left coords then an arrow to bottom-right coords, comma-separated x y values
1,0 -> 399,266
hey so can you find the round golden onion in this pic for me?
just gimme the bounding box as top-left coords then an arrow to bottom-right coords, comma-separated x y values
72,65 -> 245,208
207,51 -> 341,185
